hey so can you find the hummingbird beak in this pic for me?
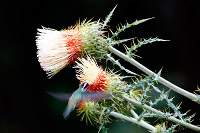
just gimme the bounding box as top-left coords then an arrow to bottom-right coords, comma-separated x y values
80,82 -> 89,92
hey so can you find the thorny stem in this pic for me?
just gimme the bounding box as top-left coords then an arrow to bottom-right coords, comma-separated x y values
110,111 -> 157,132
108,46 -> 199,103
123,96 -> 200,132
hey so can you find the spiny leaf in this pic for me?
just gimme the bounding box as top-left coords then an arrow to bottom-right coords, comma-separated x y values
98,108 -> 112,133
109,38 -> 134,46
132,38 -> 168,51
106,54 -> 137,75
140,84 -> 151,104
126,38 -> 169,57
154,68 -> 163,81
143,112 -> 171,118
152,85 -> 161,93
165,124 -> 178,133
102,5 -> 117,30
111,17 -> 154,39
139,78 -> 192,124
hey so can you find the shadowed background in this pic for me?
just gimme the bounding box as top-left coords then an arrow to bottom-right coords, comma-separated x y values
1,0 -> 200,133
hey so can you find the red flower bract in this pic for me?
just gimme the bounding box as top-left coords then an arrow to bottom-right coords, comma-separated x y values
78,101 -> 85,109
64,29 -> 82,65
86,68 -> 108,92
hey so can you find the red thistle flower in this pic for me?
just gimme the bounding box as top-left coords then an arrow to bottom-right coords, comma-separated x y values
74,56 -> 125,94
74,56 -> 110,93
86,68 -> 109,92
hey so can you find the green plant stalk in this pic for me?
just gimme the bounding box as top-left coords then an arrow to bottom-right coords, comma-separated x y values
110,111 -> 157,132
129,109 -> 159,132
108,46 -> 199,103
123,96 -> 200,132
130,109 -> 139,119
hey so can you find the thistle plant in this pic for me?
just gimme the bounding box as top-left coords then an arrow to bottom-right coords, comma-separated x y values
36,5 -> 200,132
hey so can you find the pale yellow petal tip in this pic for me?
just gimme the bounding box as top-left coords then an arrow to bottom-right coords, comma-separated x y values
36,27 -> 83,77
74,56 -> 100,85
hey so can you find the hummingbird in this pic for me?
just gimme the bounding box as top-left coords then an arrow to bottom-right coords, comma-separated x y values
47,82 -> 113,119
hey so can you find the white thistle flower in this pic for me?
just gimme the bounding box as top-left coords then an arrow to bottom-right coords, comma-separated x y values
36,20 -> 106,78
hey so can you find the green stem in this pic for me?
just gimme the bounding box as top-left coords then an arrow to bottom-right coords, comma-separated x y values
130,109 -> 139,119
123,96 -> 200,132
108,46 -> 199,103
110,111 -> 157,132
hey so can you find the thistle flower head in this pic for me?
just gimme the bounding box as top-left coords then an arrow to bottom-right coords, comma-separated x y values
36,20 -> 106,78
74,56 -> 108,92
74,56 -> 125,93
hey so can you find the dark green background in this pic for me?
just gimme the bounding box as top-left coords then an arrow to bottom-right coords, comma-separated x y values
1,0 -> 200,132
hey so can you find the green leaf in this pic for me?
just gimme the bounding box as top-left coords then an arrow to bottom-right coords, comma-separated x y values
126,38 -> 169,57
98,108 -> 112,133
109,38 -> 134,46
154,68 -> 163,81
102,5 -> 118,30
106,54 -> 137,75
111,17 -> 154,39
152,85 -> 161,93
